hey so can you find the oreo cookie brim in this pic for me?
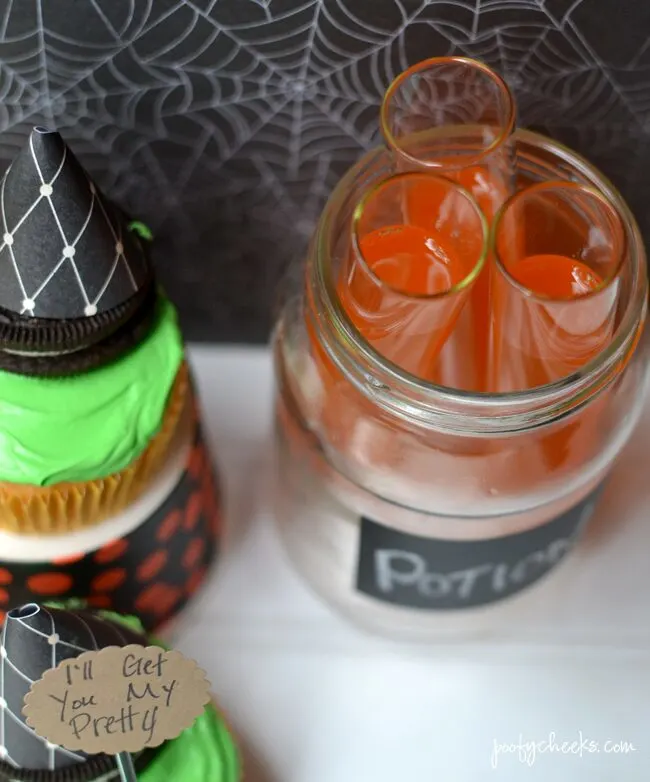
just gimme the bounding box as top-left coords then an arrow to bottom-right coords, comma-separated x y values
0,747 -> 160,781
0,265 -> 154,355
0,282 -> 158,377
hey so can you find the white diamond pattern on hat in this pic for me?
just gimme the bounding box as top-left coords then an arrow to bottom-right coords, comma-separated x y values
95,191 -> 138,294
0,604 -> 144,773
0,145 -> 67,313
0,132 -> 141,319
0,609 -> 86,771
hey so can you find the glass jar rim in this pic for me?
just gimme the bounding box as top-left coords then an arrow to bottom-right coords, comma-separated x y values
310,129 -> 648,433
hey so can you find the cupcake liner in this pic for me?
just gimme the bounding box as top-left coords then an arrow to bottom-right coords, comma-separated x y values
0,420 -> 221,632
0,362 -> 190,535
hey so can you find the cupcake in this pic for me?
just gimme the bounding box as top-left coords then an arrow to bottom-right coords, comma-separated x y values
0,128 -> 221,632
0,602 -> 240,780
0,407 -> 220,632
0,127 -> 187,534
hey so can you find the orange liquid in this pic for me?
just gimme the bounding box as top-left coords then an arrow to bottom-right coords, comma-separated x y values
458,166 -> 505,388
340,214 -> 477,378
424,164 -> 509,390
355,166 -> 502,388
494,253 -> 614,476
510,253 -> 604,298
301,173 -> 615,501
359,224 -> 464,295
494,253 -> 612,391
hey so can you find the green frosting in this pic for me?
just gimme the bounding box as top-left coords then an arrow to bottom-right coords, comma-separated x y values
108,613 -> 240,782
44,603 -> 150,635
141,703 -> 240,782
0,296 -> 183,486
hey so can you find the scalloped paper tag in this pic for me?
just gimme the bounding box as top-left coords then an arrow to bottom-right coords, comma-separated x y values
23,645 -> 211,755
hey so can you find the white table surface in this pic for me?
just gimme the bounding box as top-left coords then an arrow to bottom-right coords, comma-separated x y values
177,346 -> 650,782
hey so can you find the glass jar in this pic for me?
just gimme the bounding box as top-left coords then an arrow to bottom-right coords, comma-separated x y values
272,130 -> 649,641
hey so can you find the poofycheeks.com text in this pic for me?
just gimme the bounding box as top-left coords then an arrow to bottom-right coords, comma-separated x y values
491,732 -> 638,769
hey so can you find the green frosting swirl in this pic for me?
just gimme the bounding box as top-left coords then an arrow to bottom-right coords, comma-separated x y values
141,704 -> 240,782
111,613 -> 240,782
0,296 -> 183,486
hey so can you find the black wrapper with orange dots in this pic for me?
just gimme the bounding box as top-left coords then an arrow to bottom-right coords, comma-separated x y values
0,421 -> 221,633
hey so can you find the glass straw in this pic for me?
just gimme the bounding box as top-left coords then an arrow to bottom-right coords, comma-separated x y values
339,171 -> 488,379
490,180 -> 626,393
380,56 -> 516,389
116,753 -> 138,782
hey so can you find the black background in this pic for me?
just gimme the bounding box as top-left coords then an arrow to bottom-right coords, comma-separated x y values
0,0 -> 647,342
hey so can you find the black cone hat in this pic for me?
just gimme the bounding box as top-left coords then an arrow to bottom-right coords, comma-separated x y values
0,128 -> 156,377
0,603 -> 153,779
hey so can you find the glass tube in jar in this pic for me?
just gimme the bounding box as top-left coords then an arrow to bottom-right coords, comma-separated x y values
380,57 -> 516,390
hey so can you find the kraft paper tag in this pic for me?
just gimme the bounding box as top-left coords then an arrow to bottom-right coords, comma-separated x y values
23,645 -> 211,754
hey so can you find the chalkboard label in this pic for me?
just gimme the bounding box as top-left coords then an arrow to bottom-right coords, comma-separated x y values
356,488 -> 601,610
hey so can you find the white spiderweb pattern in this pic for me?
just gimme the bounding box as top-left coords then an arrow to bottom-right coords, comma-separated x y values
0,0 -> 648,340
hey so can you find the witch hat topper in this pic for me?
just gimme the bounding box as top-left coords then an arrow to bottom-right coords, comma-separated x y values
0,127 -> 155,376
0,603 -> 149,778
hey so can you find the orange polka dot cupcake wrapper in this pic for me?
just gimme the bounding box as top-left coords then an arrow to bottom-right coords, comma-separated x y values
0,422 -> 221,632
0,362 -> 190,535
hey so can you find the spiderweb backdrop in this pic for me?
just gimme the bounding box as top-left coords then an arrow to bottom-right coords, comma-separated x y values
0,0 -> 648,341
